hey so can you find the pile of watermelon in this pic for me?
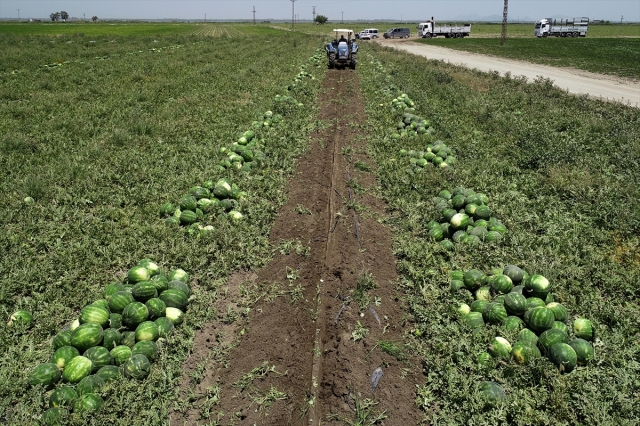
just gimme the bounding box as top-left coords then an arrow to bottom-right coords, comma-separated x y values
30,259 -> 191,422
399,140 -> 456,172
287,65 -> 315,91
387,95 -> 435,140
452,265 -> 595,374
218,129 -> 267,173
427,187 -> 507,249
273,94 -> 302,116
159,178 -> 244,230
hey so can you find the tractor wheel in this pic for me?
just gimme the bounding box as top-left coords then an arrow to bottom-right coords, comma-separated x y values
328,52 -> 336,69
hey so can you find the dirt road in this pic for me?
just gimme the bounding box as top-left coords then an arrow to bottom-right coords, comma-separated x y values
379,39 -> 640,108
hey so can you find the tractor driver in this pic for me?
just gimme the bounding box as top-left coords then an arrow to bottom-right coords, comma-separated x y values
338,34 -> 347,44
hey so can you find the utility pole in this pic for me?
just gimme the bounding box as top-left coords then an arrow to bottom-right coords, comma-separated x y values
17,9 -> 20,21
341,11 -> 344,24
290,0 -> 296,28
500,0 -> 508,46
621,15 -> 624,24
312,6 -> 316,24
204,13 -> 206,23
253,6 -> 256,25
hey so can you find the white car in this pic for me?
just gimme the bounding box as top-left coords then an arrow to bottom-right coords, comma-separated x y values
358,28 -> 379,40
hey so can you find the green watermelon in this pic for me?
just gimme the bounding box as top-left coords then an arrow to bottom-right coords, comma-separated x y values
479,381 -> 506,404
76,374 -> 105,396
165,307 -> 185,325
538,328 -> 569,354
491,275 -> 513,294
70,323 -> 103,352
122,302 -> 149,328
503,316 -> 524,331
475,286 -> 492,301
132,341 -> 159,361
179,210 -> 197,225
465,194 -> 482,206
450,280 -> 465,292
474,205 -> 492,220
488,222 -> 507,234
121,331 -> 137,348
83,346 -> 111,372
79,305 -> 110,328
525,297 -> 546,310
439,239 -> 455,251
145,298 -> 166,319
464,312 -> 485,329
511,341 -> 540,364
510,285 -> 525,295
463,270 -> 485,291
8,310 -> 33,327
545,302 -> 568,322
525,307 -> 555,333
488,336 -> 512,359
429,226 -> 444,242
568,339 -> 594,365
179,195 -> 198,212
155,317 -> 175,337
108,291 -> 135,314
517,328 -> 539,346
52,330 -> 73,350
165,216 -> 181,227
502,265 -> 524,284
109,313 -> 122,329
457,303 -> 471,316
438,190 -> 452,200
127,266 -> 151,284
549,343 -> 578,373
449,270 -> 464,281
62,356 -> 93,383
451,194 -> 466,209
485,231 -> 502,242
96,365 -> 121,382
103,328 -> 121,350
167,280 -> 190,297
159,202 -> 175,217
451,230 -> 468,243
123,354 -> 151,380
526,274 -> 551,294
189,186 -> 211,200
476,352 -> 493,367
51,346 -> 79,370
90,299 -> 110,311
150,274 -> 169,292
160,289 -> 188,310
450,213 -> 470,231
551,321 -> 569,335
483,303 -> 508,325
168,269 -> 188,282
30,363 -> 61,388
470,300 -> 489,313
43,407 -> 68,425
464,203 -> 478,216
135,321 -> 159,342
213,180 -> 232,199
468,226 -> 488,241
504,292 -> 527,316
493,294 -> 506,304
49,386 -> 77,407
131,281 -> 158,302
110,345 -> 132,366
573,318 -> 594,341
72,393 -> 103,413
442,208 -> 457,222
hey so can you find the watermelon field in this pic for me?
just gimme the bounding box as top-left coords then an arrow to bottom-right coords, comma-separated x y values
1,23 -> 639,425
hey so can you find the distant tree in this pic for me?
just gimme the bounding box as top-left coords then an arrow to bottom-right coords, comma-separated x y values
50,12 -> 60,22
315,15 -> 328,25
92,16 -> 98,22
60,11 -> 69,21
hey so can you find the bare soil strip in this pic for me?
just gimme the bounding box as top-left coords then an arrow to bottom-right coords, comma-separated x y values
171,70 -> 421,425
379,39 -> 640,108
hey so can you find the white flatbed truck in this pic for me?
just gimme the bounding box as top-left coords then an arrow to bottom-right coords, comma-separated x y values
534,17 -> 589,37
418,21 -> 471,39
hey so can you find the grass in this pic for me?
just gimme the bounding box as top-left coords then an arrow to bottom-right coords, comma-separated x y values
0,25 -> 326,425
417,37 -> 640,80
358,42 -> 640,424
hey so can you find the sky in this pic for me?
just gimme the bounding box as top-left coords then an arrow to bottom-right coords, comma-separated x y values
2,0 -> 639,22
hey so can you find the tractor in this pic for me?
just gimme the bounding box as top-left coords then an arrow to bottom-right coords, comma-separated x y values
324,29 -> 358,70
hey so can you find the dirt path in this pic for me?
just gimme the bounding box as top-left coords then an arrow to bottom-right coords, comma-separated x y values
171,71 -> 421,425
378,39 -> 640,108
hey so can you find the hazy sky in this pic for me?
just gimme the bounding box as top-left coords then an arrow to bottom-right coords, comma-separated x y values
3,0 -> 640,22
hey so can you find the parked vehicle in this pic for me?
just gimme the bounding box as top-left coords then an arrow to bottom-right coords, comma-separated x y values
383,27 -> 410,39
534,17 -> 589,37
418,21 -> 471,38
357,28 -> 379,40
324,29 -> 358,70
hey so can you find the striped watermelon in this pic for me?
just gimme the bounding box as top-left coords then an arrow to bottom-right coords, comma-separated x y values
568,339 -> 595,365
104,283 -> 125,298
108,291 -> 135,314
62,356 -> 93,383
52,330 -> 72,350
155,317 -> 175,337
76,374 -> 105,396
110,345 -> 132,366
127,266 -> 151,284
123,354 -> 151,380
122,302 -> 149,328
121,331 -> 137,348
83,346 -> 112,372
549,343 -> 577,373
51,346 -> 79,369
145,298 -> 166,318
48,386 -> 77,407
72,393 -> 104,413
504,292 -> 527,316
96,365 -> 121,382
30,363 -> 61,388
43,407 -> 67,424
132,341 -> 159,361
482,303 -> 507,325
131,281 -> 158,302
90,299 -> 110,311
168,268 -> 188,282
135,321 -> 159,342
70,323 -> 103,352
165,307 -> 185,325
109,313 -> 122,329
150,274 -> 169,292
159,289 -> 188,310
517,328 -> 539,346
525,307 -> 555,333
538,328 -> 569,354
137,258 -> 161,277
79,305 -> 110,328
102,329 -> 121,351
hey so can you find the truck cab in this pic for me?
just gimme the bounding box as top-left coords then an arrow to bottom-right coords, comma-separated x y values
534,19 -> 551,37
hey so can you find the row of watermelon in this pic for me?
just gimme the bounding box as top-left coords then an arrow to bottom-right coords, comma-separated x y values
28,259 -> 190,422
401,140 -> 457,172
451,265 -> 595,375
159,178 -> 245,230
427,186 -> 507,248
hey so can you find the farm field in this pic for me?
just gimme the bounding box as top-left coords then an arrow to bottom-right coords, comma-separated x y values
1,21 -> 640,426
